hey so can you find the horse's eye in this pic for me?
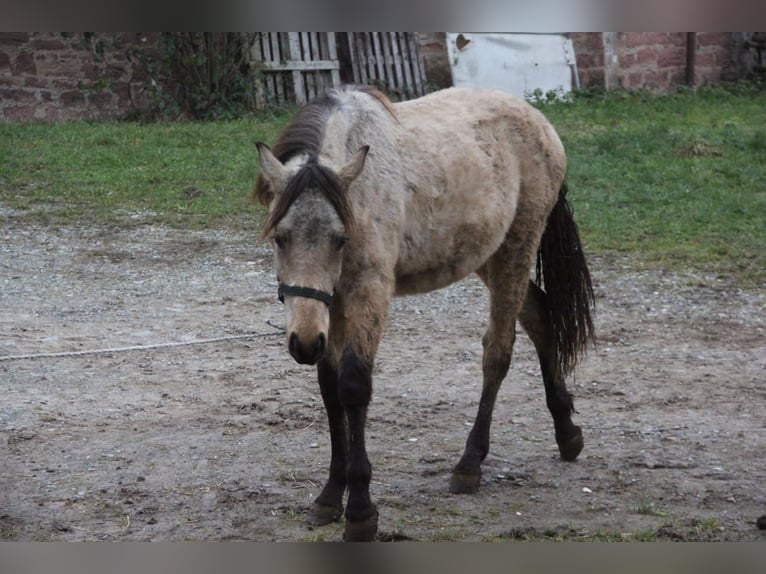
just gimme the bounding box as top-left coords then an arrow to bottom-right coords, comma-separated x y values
273,235 -> 286,249
334,236 -> 348,251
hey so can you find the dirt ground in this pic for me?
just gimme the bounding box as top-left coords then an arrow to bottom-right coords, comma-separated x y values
1,217 -> 765,541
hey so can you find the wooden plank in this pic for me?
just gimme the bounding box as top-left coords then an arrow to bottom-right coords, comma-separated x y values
358,33 -> 370,85
251,34 -> 265,108
371,33 -> 386,86
390,32 -> 405,94
399,33 -> 414,94
269,33 -> 285,105
406,33 -> 425,96
299,32 -> 310,61
258,60 -> 340,71
309,32 -> 319,60
380,32 -> 394,90
250,32 -> 263,62
603,32 -> 619,91
287,32 -> 306,104
346,33 -> 362,84
326,33 -> 341,88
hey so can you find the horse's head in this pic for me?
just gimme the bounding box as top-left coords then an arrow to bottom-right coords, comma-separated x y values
256,142 -> 368,365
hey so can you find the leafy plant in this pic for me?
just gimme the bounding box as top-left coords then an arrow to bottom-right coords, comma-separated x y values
83,33 -> 261,121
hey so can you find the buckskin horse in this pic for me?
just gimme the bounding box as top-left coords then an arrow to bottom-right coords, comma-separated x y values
253,85 -> 595,541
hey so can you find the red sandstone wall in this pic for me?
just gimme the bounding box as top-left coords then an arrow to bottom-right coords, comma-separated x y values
571,32 -> 739,90
0,32 -> 146,121
0,32 -> 746,122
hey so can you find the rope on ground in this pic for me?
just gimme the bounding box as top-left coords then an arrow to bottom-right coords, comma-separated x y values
0,324 -> 285,363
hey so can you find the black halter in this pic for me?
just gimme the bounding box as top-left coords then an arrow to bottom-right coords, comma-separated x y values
277,283 -> 334,309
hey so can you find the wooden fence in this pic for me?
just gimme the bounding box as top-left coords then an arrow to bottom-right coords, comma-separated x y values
250,32 -> 426,106
346,32 -> 426,100
250,32 -> 341,106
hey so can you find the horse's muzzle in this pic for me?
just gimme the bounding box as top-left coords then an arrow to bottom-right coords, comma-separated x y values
288,332 -> 326,365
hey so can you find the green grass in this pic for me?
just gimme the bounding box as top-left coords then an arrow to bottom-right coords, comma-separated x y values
1,85 -> 765,284
538,84 -> 766,284
0,110 -> 293,227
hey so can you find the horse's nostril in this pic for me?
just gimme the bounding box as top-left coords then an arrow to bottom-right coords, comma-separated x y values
316,333 -> 326,356
289,332 -> 299,355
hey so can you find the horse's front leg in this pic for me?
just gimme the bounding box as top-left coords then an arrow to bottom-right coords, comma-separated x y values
337,345 -> 377,541
306,358 -> 347,526
334,279 -> 390,541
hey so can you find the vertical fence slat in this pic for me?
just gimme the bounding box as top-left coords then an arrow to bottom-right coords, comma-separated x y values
287,32 -> 306,104
346,33 -> 361,84
269,33 -> 285,104
326,33 -> 341,88
358,33 -> 370,85
371,33 -> 386,87
399,33 -> 414,95
390,32 -> 405,95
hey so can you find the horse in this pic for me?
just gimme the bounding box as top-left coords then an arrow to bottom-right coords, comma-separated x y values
253,85 -> 595,541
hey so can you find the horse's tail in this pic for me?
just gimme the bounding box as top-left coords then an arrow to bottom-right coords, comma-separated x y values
535,182 -> 596,377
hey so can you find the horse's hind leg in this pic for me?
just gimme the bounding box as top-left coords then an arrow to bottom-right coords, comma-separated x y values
519,281 -> 583,461
450,251 -> 530,494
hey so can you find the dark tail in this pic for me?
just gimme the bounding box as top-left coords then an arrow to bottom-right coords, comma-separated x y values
535,182 -> 596,377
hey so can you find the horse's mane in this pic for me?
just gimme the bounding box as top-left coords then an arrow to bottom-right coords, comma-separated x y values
252,85 -> 395,210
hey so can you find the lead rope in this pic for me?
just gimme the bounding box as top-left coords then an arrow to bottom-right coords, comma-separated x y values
0,323 -> 285,363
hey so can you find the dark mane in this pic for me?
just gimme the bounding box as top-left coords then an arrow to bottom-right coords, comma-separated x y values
260,161 -> 355,238
252,85 -> 395,207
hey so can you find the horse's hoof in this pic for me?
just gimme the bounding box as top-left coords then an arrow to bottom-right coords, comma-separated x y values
306,502 -> 343,527
343,510 -> 378,542
557,427 -> 584,461
449,471 -> 481,494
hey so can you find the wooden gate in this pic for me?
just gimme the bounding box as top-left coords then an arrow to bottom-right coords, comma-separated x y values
250,32 -> 427,107
345,33 -> 427,100
250,32 -> 341,106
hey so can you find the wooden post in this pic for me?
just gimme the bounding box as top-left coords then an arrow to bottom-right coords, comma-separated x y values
603,32 -> 619,90
686,32 -> 697,87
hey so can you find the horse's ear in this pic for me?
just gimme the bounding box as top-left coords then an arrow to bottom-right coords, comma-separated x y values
337,145 -> 369,189
256,142 -> 288,191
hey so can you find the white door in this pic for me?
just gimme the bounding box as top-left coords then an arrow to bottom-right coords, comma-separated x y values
446,33 -> 577,99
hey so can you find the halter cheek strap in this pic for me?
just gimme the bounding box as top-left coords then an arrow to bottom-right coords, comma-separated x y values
278,283 -> 335,309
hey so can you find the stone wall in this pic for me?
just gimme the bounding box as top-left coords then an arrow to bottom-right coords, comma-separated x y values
0,32 -> 147,121
0,32 -> 750,122
572,32 -> 742,90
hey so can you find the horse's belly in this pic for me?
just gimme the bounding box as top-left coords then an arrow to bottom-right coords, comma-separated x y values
393,217 -> 510,296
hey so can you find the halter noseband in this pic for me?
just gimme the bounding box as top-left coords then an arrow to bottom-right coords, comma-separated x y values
278,283 -> 334,309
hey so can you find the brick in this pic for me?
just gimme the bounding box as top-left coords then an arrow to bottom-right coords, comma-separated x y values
624,72 -> 644,89
43,107 -> 63,120
2,104 -> 37,121
0,33 -> 29,45
657,48 -> 686,69
698,33 -> 729,47
619,52 -> 637,68
635,47 -> 657,66
13,52 -> 37,75
88,90 -> 115,108
34,53 -> 83,79
642,69 -> 671,88
0,88 -> 37,104
24,76 -> 49,89
60,90 -> 86,106
31,38 -> 67,51
0,51 -> 10,72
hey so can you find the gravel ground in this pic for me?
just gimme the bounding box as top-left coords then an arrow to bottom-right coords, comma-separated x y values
1,219 -> 765,541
